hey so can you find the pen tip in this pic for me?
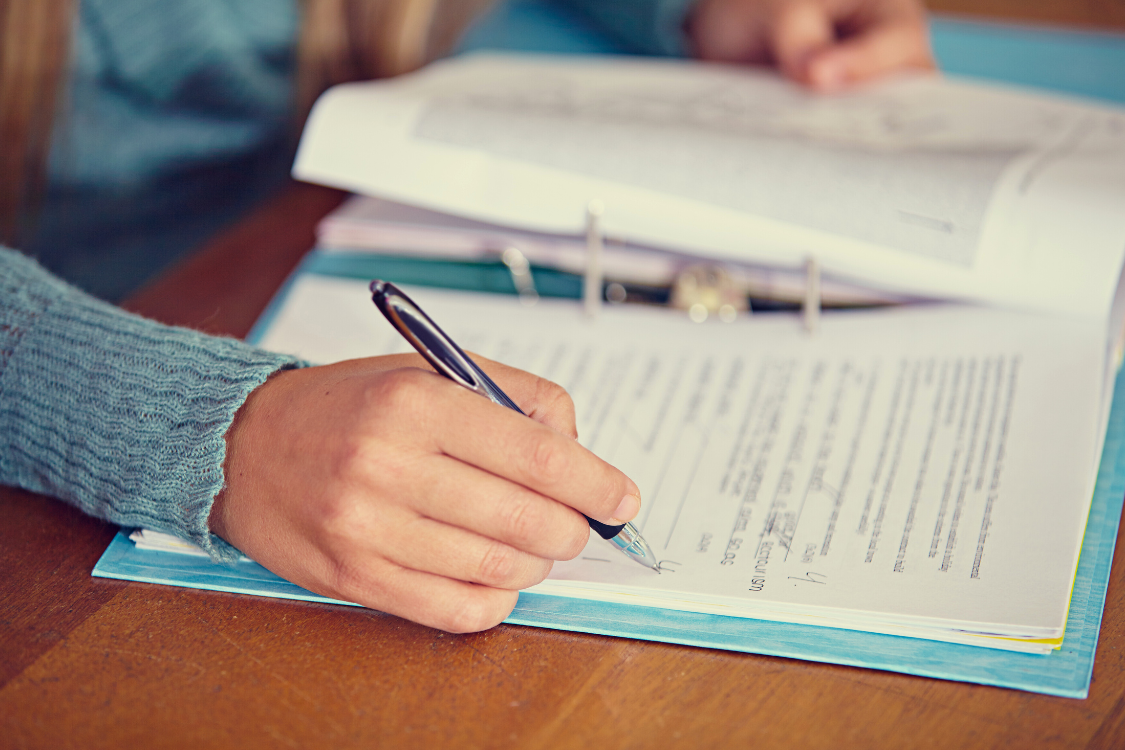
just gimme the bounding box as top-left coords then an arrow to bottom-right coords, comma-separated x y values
369,280 -> 384,294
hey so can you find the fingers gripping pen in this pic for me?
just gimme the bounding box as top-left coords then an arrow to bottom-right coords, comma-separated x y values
369,280 -> 659,571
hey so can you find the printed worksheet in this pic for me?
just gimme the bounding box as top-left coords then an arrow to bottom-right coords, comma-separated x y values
259,275 -> 1110,651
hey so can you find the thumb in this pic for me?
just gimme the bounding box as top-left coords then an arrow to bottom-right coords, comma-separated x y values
805,19 -> 935,90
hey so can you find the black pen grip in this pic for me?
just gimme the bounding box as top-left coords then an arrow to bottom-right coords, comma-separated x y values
587,517 -> 626,539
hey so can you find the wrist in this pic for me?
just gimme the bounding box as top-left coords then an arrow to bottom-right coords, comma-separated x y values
211,366 -> 293,544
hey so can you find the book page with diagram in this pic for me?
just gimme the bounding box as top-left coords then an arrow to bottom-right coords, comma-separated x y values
258,276 -> 1109,651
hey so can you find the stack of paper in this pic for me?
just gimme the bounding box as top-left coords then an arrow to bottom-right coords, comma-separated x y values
131,271 -> 1114,653
315,194 -> 908,306
253,276 -> 1108,653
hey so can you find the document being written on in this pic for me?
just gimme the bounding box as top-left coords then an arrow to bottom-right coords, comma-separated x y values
259,276 -> 1109,652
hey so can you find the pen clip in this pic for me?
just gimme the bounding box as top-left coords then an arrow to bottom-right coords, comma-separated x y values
371,281 -> 486,394
371,281 -> 523,412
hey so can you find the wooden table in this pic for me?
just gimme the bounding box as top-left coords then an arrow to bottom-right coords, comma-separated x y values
4,5 -> 1125,747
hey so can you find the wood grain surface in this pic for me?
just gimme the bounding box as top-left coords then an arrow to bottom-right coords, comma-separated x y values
928,0 -> 1125,29
4,2 -> 1125,747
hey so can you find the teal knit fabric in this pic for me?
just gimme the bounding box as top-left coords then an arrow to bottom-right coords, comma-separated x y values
24,0 -> 300,302
0,248 -> 302,558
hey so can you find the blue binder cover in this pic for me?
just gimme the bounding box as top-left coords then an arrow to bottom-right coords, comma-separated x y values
91,307 -> 1125,698
93,6 -> 1125,697
96,244 -> 1125,698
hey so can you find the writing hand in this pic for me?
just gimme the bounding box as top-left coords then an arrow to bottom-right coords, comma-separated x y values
690,0 -> 934,91
210,354 -> 641,633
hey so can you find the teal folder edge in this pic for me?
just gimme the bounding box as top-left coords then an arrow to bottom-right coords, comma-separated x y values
95,253 -> 1125,699
92,8 -> 1125,698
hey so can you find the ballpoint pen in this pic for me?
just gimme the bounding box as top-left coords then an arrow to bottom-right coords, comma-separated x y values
369,279 -> 659,572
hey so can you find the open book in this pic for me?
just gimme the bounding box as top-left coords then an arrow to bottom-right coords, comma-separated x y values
294,53 -> 1125,319
130,55 -> 1125,656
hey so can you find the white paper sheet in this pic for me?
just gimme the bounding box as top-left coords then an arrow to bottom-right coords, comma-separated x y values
257,275 -> 1107,650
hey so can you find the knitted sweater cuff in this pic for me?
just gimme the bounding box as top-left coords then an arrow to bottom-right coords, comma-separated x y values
0,249 -> 302,560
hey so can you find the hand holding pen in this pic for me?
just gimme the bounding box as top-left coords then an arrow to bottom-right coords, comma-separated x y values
370,280 -> 659,571
210,289 -> 651,633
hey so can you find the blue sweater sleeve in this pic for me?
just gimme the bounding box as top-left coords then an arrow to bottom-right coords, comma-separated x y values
0,248 -> 302,559
557,0 -> 699,56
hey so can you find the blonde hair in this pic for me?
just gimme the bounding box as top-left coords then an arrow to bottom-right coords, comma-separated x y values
0,0 -> 75,246
298,0 -> 496,115
0,0 -> 494,247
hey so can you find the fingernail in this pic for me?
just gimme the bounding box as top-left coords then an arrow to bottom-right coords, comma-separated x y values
810,58 -> 846,91
607,493 -> 641,525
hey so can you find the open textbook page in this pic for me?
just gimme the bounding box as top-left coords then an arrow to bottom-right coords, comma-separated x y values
253,276 -> 1108,653
294,53 -> 1125,319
